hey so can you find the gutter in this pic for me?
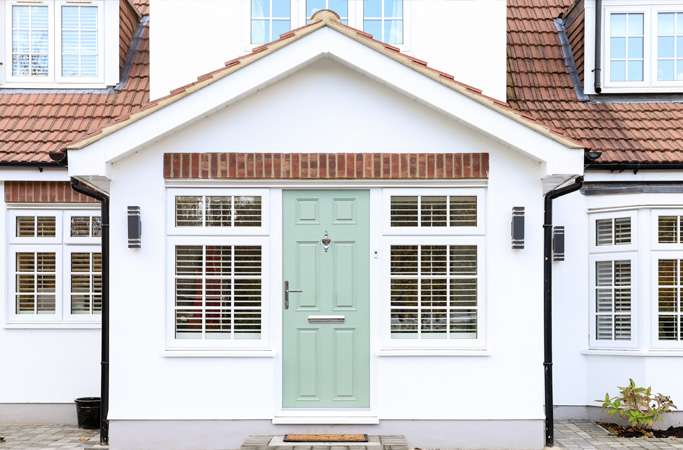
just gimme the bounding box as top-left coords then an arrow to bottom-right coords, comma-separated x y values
594,0 -> 603,93
543,176 -> 584,447
70,178 -> 110,446
586,163 -> 683,172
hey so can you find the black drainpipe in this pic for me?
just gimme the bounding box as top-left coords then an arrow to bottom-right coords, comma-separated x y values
70,178 -> 110,446
594,0 -> 603,93
544,176 -> 584,447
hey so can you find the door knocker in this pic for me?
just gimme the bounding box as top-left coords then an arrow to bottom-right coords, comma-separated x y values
321,231 -> 332,252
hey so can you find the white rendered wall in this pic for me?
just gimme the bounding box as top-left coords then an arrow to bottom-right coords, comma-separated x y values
103,58 -> 550,437
149,0 -> 507,101
0,181 -> 101,420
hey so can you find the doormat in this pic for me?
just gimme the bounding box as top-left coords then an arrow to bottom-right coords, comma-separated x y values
283,434 -> 369,442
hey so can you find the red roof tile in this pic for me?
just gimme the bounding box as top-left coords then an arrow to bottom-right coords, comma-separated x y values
0,3 -> 149,164
507,0 -> 683,165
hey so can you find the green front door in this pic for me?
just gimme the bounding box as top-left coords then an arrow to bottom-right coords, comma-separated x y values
282,190 -> 370,408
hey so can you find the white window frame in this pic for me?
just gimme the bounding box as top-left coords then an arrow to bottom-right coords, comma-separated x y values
6,207 -> 102,326
588,211 -> 638,348
590,210 -> 637,253
381,236 -> 485,350
63,244 -> 101,323
3,0 -> 106,88
166,188 -> 270,236
166,188 -> 271,351
589,253 -> 638,349
166,235 -> 270,350
241,0 -> 411,52
382,188 -> 485,236
651,209 -> 683,250
600,3 -> 683,92
651,251 -> 683,349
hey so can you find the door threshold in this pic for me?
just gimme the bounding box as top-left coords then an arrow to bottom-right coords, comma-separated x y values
272,415 -> 379,425
269,436 -> 382,446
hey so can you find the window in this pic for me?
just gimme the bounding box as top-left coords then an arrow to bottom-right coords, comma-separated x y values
4,1 -> 106,86
167,189 -> 269,349
363,0 -> 402,45
382,189 -> 485,349
247,0 -> 407,47
589,212 -> 636,348
601,4 -> 683,91
7,209 -> 101,324
652,211 -> 683,347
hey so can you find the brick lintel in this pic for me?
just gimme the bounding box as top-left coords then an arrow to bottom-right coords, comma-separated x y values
4,181 -> 98,203
163,152 -> 489,180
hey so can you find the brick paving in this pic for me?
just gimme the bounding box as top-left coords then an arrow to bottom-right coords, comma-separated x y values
555,421 -> 683,450
0,424 -> 99,450
0,421 -> 682,450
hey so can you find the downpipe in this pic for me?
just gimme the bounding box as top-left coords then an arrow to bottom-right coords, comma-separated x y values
543,176 -> 584,447
70,179 -> 110,445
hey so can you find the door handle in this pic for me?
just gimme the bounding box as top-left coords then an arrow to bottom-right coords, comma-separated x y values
284,280 -> 302,310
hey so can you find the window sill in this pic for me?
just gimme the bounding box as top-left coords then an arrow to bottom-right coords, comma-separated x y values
4,322 -> 101,330
162,349 -> 277,358
376,348 -> 489,357
581,349 -> 683,357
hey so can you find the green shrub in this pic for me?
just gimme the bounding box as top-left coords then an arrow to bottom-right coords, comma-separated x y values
599,379 -> 676,430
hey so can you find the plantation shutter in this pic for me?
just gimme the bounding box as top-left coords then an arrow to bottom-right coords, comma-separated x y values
389,195 -> 477,228
657,259 -> 682,341
595,260 -> 632,340
596,217 -> 631,246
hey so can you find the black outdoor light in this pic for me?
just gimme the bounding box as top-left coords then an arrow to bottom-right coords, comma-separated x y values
553,226 -> 565,261
511,206 -> 525,249
127,206 -> 141,249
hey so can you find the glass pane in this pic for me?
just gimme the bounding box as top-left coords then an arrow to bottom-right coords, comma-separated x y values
611,37 -> 626,59
364,0 -> 381,17
71,216 -> 91,237
390,245 -> 418,274
176,310 -> 202,339
62,30 -> 79,54
31,31 -> 48,53
659,60 -> 675,81
364,20 -> 381,39
62,6 -> 79,29
12,54 -> 29,76
659,315 -> 678,340
678,13 -> 683,33
271,20 -> 290,39
36,217 -> 55,236
176,246 -> 203,276
384,20 -> 403,45
31,55 -> 48,76
234,246 -> 261,275
659,216 -> 678,243
329,0 -> 347,17
628,14 -> 643,35
678,37 -> 683,57
234,195 -> 262,227
659,13 -> 675,35
615,315 -> 631,340
80,7 -> 97,29
307,0 -> 325,17
390,196 -> 417,226
628,61 -> 643,81
596,219 -> 613,245
16,217 -> 35,237
614,260 -> 631,286
614,217 -> 631,244
80,55 -> 97,77
450,245 -> 477,275
205,246 -> 231,276
384,0 -> 402,18
176,196 -> 202,226
272,0 -> 290,18
628,37 -> 643,59
205,196 -> 231,227
596,261 -> 613,286
251,0 -> 270,17
450,196 -> 477,227
450,279 -> 477,307
420,196 -> 447,227
13,30 -> 29,53
92,217 -> 102,237
251,19 -> 268,44
13,6 -> 29,29
596,315 -> 613,340
71,252 -> 91,272
81,31 -> 97,53
611,14 -> 626,36
421,246 -> 447,275
677,60 -> 683,80
450,310 -> 477,338
659,36 -> 674,58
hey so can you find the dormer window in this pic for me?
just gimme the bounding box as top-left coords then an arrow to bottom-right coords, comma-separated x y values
3,0 -> 118,88
248,0 -> 406,47
600,4 -> 683,92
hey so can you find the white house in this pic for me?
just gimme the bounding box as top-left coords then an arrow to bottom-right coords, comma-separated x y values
1,0 -> 682,449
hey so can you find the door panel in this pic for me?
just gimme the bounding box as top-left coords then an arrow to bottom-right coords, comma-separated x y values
283,190 -> 369,408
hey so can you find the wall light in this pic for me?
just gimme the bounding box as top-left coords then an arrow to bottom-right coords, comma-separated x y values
127,206 -> 141,249
553,226 -> 565,261
511,206 -> 525,249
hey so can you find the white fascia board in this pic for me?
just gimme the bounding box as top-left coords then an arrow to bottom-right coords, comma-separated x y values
68,140 -> 110,183
0,168 -> 68,181
85,27 -> 580,170
585,170 -> 683,183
